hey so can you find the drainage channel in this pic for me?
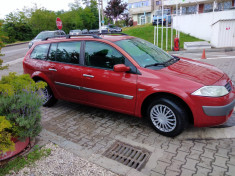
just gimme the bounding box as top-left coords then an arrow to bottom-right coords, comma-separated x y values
103,141 -> 151,171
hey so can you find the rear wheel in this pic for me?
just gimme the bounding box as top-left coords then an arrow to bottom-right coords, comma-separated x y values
36,80 -> 57,107
147,97 -> 188,137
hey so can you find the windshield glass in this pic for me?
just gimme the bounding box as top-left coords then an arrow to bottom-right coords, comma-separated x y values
36,32 -> 54,39
115,38 -> 173,67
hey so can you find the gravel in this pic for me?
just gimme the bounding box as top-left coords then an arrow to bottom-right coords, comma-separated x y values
8,143 -> 118,176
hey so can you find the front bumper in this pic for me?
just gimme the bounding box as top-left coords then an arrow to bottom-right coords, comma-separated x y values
203,99 -> 235,116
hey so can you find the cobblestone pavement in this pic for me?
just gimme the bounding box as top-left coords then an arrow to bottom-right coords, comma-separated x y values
1,50 -> 235,175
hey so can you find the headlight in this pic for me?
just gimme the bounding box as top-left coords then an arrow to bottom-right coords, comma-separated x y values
192,86 -> 229,97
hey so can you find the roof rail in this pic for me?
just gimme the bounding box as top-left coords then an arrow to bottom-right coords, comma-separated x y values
66,34 -> 102,39
98,32 -> 128,36
42,35 -> 66,41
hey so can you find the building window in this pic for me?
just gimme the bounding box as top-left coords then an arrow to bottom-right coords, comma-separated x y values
224,1 -> 232,9
128,0 -> 150,9
181,5 -> 197,14
204,3 -> 213,12
156,1 -> 161,5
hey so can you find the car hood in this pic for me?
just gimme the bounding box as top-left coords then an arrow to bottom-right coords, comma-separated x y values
161,58 -> 224,85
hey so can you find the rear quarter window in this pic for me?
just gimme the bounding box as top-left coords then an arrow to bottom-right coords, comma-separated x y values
30,44 -> 50,60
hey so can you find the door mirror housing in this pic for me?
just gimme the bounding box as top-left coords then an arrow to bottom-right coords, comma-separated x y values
113,64 -> 130,72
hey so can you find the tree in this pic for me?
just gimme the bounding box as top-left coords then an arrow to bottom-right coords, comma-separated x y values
0,22 -> 8,70
104,0 -> 127,24
3,11 -> 33,43
29,8 -> 57,36
121,13 -> 131,26
69,0 -> 81,10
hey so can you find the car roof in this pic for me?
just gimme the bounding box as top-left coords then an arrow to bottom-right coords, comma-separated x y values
34,35 -> 134,44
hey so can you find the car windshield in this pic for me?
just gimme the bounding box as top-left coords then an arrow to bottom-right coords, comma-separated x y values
36,32 -> 54,39
115,38 -> 173,67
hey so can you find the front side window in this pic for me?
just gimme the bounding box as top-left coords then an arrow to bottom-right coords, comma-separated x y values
85,42 -> 125,69
115,38 -> 173,67
30,44 -> 50,60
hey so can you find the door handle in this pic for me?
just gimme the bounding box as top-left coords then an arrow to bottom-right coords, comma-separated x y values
49,68 -> 57,72
83,74 -> 94,78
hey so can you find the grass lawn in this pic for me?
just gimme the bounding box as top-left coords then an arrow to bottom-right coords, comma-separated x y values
123,24 -> 204,51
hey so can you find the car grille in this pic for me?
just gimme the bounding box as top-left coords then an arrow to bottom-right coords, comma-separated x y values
225,82 -> 232,92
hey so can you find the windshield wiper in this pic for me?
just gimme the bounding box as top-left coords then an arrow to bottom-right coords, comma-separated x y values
144,62 -> 166,68
164,57 -> 180,65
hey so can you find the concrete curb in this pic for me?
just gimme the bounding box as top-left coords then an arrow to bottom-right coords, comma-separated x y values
4,42 -> 29,47
169,47 -> 235,54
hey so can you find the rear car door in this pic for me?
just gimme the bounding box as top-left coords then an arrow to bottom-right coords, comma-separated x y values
47,41 -> 83,101
81,41 -> 138,115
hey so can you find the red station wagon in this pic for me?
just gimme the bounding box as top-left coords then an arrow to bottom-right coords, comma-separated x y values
23,34 -> 235,137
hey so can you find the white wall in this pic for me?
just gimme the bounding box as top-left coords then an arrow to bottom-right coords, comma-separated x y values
173,10 -> 235,42
211,20 -> 235,47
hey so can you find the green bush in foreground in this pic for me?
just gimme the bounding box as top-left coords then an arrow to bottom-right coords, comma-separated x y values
0,116 -> 15,154
0,73 -> 46,141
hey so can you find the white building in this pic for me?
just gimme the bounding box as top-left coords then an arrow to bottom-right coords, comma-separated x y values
128,0 -> 235,26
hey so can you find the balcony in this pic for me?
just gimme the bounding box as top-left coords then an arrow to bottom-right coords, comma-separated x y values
129,6 -> 153,14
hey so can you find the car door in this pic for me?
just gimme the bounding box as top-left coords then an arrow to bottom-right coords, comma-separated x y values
81,41 -> 138,115
47,41 -> 84,102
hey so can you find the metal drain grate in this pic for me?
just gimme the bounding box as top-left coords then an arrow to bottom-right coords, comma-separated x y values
103,141 -> 151,171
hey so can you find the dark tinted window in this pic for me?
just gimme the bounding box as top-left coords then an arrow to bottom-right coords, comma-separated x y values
56,42 -> 81,64
48,42 -> 81,64
30,44 -> 50,60
85,42 -> 125,69
48,43 -> 57,61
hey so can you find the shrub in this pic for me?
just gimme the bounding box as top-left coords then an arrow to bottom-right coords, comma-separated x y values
0,73 -> 46,140
0,116 -> 15,154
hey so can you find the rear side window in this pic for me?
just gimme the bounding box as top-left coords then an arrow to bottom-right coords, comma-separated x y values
48,42 -> 81,64
85,41 -> 125,69
30,44 -> 50,60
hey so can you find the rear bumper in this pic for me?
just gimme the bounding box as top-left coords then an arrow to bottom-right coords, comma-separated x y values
203,99 -> 235,116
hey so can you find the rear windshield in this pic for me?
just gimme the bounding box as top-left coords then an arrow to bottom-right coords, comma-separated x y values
115,38 -> 173,67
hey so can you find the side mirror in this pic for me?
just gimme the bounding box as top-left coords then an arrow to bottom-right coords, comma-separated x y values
113,64 -> 130,72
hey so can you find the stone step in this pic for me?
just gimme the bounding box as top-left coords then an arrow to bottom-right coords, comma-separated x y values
184,41 -> 211,50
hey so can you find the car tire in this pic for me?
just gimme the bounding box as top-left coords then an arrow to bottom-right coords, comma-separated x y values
36,80 -> 57,107
147,97 -> 188,137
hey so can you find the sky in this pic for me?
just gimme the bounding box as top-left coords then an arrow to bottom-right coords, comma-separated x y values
0,0 -> 80,19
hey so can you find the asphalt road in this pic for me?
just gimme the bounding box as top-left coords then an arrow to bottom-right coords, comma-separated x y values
1,43 -> 29,63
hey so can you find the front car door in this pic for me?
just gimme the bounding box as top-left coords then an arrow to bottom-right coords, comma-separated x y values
81,41 -> 138,115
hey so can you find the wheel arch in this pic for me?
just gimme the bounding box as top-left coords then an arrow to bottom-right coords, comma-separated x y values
141,92 -> 194,124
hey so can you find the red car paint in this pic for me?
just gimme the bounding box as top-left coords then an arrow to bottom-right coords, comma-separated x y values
23,35 -> 235,129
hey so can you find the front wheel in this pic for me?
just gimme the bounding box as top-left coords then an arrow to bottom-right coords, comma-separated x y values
36,80 -> 57,107
147,97 -> 188,137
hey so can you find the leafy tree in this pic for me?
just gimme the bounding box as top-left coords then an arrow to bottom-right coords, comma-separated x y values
69,0 -> 81,10
2,11 -> 33,43
104,0 -> 127,24
0,21 -> 8,70
59,9 -> 84,33
121,13 -> 131,27
29,8 -> 57,36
